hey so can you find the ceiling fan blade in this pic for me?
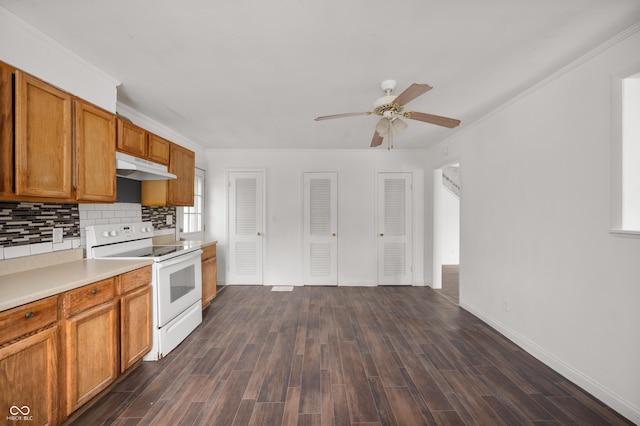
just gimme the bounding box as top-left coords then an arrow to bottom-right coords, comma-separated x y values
370,131 -> 383,147
392,83 -> 432,107
405,111 -> 461,128
314,112 -> 368,121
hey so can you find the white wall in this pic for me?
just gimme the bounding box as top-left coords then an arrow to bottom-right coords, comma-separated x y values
205,149 -> 427,287
0,7 -> 206,173
427,27 -> 640,423
0,7 -> 118,112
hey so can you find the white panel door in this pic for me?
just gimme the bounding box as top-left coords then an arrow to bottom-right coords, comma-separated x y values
303,172 -> 338,285
377,172 -> 413,285
227,171 -> 264,285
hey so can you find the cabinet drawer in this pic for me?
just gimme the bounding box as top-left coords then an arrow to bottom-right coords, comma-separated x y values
202,244 -> 216,261
0,295 -> 58,345
63,278 -> 115,318
117,266 -> 151,295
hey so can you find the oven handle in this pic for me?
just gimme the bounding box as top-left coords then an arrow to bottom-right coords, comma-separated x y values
157,249 -> 203,268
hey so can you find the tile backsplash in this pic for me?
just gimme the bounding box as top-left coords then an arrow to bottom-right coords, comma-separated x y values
0,202 -> 81,259
142,206 -> 176,231
0,202 -> 176,260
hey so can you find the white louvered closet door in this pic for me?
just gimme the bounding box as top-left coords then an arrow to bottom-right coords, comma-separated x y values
377,172 -> 413,285
303,172 -> 337,285
227,171 -> 264,285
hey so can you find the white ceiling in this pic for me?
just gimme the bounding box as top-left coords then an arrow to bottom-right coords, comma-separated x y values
1,0 -> 640,150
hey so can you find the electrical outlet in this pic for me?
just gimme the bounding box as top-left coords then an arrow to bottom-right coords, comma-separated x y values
53,228 -> 63,244
166,215 -> 173,226
503,298 -> 510,312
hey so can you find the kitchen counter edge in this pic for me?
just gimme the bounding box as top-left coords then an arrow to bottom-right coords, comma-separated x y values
0,259 -> 154,312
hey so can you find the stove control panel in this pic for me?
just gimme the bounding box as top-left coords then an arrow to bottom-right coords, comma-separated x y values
86,222 -> 155,250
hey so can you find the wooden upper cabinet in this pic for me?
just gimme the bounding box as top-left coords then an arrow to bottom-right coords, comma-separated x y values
75,100 -> 116,202
0,65 -> 13,196
141,143 -> 195,207
168,143 -> 195,206
14,71 -> 73,199
116,118 -> 147,157
147,133 -> 170,165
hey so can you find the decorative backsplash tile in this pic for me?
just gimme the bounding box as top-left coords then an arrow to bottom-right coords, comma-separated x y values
0,201 -> 176,261
142,206 -> 176,231
0,202 -> 80,248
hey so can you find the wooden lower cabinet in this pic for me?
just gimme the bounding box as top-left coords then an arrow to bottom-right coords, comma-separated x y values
62,297 -> 118,416
0,326 -> 58,425
0,267 -> 152,424
202,244 -> 217,309
118,267 -> 152,372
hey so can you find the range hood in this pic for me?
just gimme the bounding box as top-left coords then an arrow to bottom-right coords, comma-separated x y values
116,152 -> 177,181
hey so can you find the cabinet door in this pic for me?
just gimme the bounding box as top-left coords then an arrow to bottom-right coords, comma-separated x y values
63,300 -> 118,415
168,143 -> 195,206
120,285 -> 151,372
0,65 -> 12,195
147,133 -> 170,165
116,119 -> 147,157
202,256 -> 217,308
14,71 -> 73,199
75,100 -> 116,202
0,327 -> 58,425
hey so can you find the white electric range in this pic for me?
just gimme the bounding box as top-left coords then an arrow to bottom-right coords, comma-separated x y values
86,222 -> 202,360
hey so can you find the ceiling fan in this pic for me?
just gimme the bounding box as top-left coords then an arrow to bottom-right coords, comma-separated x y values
315,80 -> 461,149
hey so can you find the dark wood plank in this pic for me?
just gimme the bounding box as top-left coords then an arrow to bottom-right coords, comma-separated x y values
385,386 -> 430,426
339,340 -> 380,423
299,337 -> 322,413
282,386 -> 301,425
367,376 -> 398,426
256,332 -> 296,402
70,286 -> 632,426
197,369 -> 252,425
247,402 -> 285,426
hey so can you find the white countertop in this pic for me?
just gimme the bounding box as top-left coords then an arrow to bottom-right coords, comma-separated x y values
0,259 -> 153,312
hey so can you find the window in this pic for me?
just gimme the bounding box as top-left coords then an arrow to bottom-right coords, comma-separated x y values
622,72 -> 640,231
178,167 -> 205,240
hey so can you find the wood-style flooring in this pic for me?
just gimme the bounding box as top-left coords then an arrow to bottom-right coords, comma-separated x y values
69,285 -> 632,425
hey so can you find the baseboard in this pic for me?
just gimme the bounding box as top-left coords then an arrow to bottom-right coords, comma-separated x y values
460,301 -> 640,424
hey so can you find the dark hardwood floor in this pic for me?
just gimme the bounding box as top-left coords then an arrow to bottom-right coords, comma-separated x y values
70,286 -> 632,425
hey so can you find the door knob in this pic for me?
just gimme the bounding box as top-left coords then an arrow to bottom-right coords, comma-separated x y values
332,233 -> 336,237
257,232 -> 262,236
379,233 -> 384,236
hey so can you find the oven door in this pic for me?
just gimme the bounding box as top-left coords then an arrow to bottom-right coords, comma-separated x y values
156,249 -> 202,327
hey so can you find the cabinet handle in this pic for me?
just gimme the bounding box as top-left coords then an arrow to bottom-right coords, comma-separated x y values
91,289 -> 98,295
25,311 -> 34,319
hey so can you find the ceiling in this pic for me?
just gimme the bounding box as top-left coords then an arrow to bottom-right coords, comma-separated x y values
1,0 -> 639,150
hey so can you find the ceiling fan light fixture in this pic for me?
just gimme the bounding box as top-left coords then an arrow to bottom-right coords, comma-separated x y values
392,117 -> 408,134
375,118 -> 390,136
